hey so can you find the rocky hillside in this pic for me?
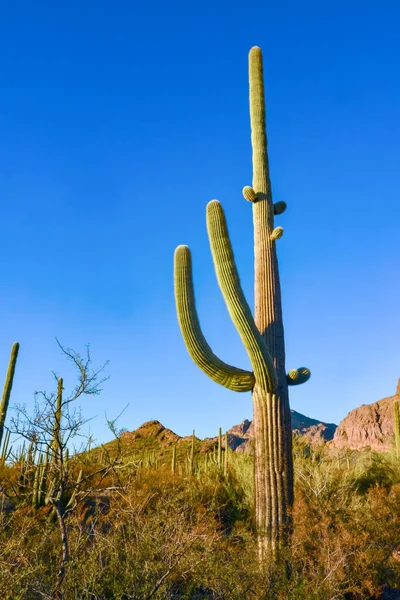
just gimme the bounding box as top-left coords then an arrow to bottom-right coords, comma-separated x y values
208,410 -> 337,453
333,378 -> 400,452
103,410 -> 337,459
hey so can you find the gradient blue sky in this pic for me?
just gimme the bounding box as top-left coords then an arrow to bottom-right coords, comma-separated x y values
1,1 -> 399,445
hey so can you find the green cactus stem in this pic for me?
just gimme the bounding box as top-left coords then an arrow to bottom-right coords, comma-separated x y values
174,46 -> 311,561
174,247 -> 255,393
0,342 -> 19,448
242,186 -> 257,202
287,368 -> 311,386
51,378 -> 63,464
218,427 -> 222,470
27,442 -> 35,466
32,454 -> 46,509
0,428 -> 11,464
189,430 -> 195,475
38,451 -> 49,507
171,445 -> 177,475
32,462 -> 40,509
394,400 -> 400,459
270,226 -> 284,241
224,431 -> 228,476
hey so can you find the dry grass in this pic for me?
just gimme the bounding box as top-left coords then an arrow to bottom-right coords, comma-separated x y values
0,441 -> 400,599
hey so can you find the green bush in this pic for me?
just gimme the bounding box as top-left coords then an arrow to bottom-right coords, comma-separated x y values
1,445 -> 400,598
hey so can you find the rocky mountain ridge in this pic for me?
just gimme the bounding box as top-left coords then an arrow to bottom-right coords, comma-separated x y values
114,378 -> 400,456
115,409 -> 337,456
205,410 -> 337,453
333,378 -> 400,452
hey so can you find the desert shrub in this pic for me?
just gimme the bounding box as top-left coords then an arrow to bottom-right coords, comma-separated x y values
1,446 -> 400,598
352,453 -> 398,494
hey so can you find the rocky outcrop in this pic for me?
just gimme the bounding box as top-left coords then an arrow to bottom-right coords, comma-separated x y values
121,420 -> 180,446
116,412 -> 337,457
333,379 -> 400,452
205,411 -> 337,453
291,411 -> 337,443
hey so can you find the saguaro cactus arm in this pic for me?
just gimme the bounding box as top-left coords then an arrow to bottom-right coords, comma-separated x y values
206,200 -> 278,392
0,342 -> 19,447
174,245 -> 255,392
273,201 -> 287,215
287,367 -> 311,386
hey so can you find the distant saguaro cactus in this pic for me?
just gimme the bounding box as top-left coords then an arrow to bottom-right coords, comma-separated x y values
51,377 -> 63,464
0,342 -> 19,448
394,400 -> 400,459
174,47 -> 310,560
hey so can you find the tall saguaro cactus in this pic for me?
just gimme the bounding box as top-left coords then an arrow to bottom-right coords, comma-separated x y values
0,342 -> 20,448
174,47 -> 310,560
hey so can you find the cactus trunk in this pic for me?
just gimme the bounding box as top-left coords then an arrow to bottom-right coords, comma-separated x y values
249,47 -> 293,556
253,387 -> 291,557
174,46 -> 310,564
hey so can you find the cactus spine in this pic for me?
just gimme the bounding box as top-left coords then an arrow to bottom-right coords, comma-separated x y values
0,342 -> 19,448
174,47 -> 310,560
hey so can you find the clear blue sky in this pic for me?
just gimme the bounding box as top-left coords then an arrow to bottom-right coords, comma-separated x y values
1,1 -> 399,444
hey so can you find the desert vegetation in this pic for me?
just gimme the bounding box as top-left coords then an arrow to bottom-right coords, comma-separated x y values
1,339 -> 400,598
1,418 -> 400,599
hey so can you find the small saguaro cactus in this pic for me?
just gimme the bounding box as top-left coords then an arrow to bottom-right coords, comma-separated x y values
51,377 -> 63,464
394,400 -> 400,459
174,47 -> 310,560
0,342 -> 19,448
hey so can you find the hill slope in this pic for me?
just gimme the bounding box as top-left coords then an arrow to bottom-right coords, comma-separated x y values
333,378 -> 400,452
100,409 -> 337,460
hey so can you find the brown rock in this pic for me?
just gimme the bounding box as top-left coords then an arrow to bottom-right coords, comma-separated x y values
205,412 -> 336,454
333,379 -> 400,452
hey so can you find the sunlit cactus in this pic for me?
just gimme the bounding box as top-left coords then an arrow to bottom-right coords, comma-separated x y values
0,429 -> 11,464
174,47 -> 310,560
224,431 -> 228,476
171,444 -> 177,474
51,377 -> 63,464
394,400 -> 400,459
0,342 -> 19,448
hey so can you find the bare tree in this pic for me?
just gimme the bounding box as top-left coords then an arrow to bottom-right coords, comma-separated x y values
10,341 -> 121,600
